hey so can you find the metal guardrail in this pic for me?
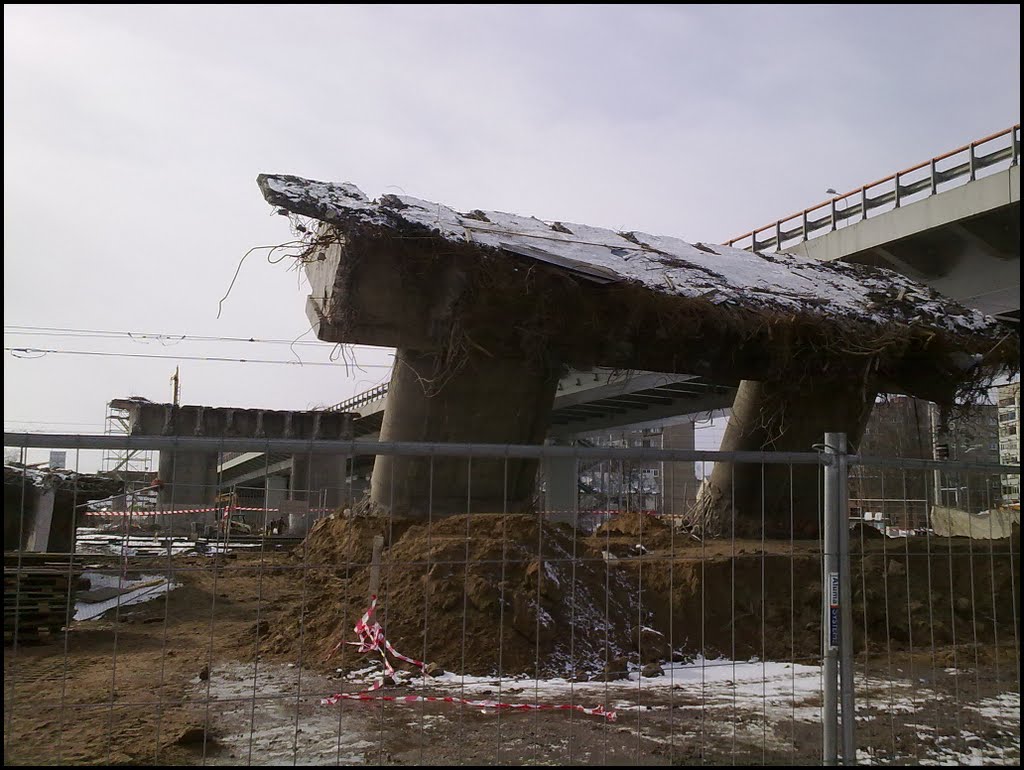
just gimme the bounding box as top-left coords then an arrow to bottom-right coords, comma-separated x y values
726,124 -> 1020,253
323,382 -> 389,413
323,128 -> 1023,419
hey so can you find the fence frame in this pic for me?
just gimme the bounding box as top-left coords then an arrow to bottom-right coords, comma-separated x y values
3,431 -> 1019,766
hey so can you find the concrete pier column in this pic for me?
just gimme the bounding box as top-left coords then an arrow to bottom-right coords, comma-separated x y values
694,378 -> 876,537
27,485 -> 56,552
290,454 -> 349,509
543,439 -> 578,524
661,421 -> 697,518
157,450 -> 218,507
371,349 -> 559,517
265,474 -> 288,510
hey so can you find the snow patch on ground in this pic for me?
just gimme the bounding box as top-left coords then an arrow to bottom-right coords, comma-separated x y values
74,571 -> 180,621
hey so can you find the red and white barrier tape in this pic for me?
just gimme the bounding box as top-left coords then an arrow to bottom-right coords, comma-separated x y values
544,510 -> 658,516
88,507 -> 641,518
321,690 -> 616,720
325,594 -> 426,683
322,595 -> 615,721
85,506 -> 220,517
85,505 -> 336,517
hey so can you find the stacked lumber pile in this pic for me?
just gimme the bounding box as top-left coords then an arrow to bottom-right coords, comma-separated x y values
3,553 -> 82,644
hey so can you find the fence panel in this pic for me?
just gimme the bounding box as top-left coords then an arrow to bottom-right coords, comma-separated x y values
3,433 -> 1019,765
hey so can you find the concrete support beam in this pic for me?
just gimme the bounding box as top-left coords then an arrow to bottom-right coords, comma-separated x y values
27,485 -> 56,553
370,349 -> 559,517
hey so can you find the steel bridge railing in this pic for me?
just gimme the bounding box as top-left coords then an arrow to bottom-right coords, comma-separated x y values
725,123 -> 1020,254
323,382 -> 389,414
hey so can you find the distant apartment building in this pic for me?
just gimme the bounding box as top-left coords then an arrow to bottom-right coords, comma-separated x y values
997,382 -> 1020,504
576,420 -> 699,514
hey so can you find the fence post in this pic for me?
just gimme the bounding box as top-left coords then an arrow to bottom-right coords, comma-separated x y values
823,433 -> 840,765
836,433 -> 856,765
369,534 -> 384,598
823,431 -> 855,765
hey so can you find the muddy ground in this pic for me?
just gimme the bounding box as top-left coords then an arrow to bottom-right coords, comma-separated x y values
3,514 -> 1020,765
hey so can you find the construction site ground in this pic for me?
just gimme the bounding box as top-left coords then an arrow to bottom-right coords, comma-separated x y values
3,514 -> 1020,766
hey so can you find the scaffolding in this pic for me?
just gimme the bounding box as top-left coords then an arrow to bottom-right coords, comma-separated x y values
100,399 -> 154,480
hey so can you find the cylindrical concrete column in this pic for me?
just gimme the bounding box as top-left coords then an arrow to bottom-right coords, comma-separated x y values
371,349 -> 559,517
696,378 -> 875,537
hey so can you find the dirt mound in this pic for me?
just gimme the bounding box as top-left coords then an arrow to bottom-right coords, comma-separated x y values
591,510 -> 678,551
594,510 -> 670,538
258,516 -> 1020,679
264,514 -> 648,678
299,514 -> 413,566
624,537 -> 1020,662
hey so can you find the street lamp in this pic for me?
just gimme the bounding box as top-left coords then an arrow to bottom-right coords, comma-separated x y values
826,188 -> 848,229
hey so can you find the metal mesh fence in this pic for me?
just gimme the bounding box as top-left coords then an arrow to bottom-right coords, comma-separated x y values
3,434 -> 1019,765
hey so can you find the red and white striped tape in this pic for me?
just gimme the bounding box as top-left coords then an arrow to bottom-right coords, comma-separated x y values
325,593 -> 426,681
84,506 -> 220,517
322,595 -> 615,721
85,505 -> 336,518
545,510 -> 657,516
87,507 -> 639,519
321,690 -> 616,720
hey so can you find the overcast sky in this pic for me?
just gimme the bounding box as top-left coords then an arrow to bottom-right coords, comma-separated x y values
3,5 -> 1020,462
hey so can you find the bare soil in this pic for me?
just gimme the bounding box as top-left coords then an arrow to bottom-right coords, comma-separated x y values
3,516 -> 1019,765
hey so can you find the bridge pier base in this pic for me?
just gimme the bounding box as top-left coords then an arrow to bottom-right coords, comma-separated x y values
694,378 -> 876,537
370,349 -> 559,518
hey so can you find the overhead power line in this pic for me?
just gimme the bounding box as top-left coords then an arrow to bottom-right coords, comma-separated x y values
4,420 -> 106,427
3,325 -> 390,350
4,348 -> 394,368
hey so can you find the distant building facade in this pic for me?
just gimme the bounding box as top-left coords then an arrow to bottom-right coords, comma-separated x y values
852,394 -> 1001,526
997,382 -> 1020,504
576,421 -> 698,515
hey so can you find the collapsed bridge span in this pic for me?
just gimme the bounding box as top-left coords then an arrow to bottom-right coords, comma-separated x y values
257,174 -> 1018,532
